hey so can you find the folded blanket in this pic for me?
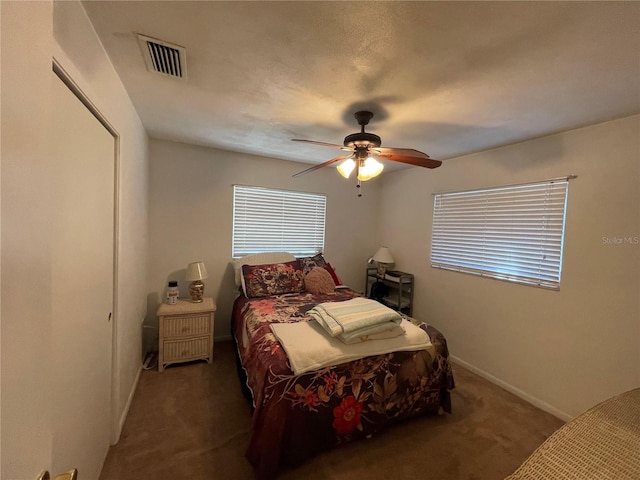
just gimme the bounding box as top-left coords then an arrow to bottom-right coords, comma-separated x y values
270,318 -> 433,375
308,297 -> 402,338
338,321 -> 406,345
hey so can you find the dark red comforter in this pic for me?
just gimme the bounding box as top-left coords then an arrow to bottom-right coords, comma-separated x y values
231,289 -> 455,479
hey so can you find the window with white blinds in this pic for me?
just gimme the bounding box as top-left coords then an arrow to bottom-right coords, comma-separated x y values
232,185 -> 326,258
431,179 -> 569,289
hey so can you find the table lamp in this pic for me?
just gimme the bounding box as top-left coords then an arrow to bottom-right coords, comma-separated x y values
186,261 -> 208,302
372,247 -> 394,277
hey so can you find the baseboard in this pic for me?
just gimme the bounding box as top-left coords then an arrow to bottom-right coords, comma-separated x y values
115,363 -> 142,442
450,355 -> 573,422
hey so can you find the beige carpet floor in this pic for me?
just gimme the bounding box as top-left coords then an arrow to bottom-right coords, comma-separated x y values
99,341 -> 564,480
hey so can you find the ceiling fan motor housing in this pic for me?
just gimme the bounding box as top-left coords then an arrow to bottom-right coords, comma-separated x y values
343,132 -> 381,149
344,111 -> 381,149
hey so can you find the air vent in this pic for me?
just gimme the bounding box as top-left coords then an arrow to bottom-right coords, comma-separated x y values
137,34 -> 187,80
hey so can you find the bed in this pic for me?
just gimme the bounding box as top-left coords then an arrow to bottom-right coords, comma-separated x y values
231,253 -> 455,479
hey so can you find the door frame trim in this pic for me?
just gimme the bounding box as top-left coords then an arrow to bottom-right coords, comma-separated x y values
52,58 -> 122,445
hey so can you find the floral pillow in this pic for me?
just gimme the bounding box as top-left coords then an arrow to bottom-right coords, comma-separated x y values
241,260 -> 305,298
299,253 -> 328,274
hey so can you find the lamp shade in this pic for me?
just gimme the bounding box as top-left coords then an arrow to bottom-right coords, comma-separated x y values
357,157 -> 384,181
336,158 -> 356,178
186,261 -> 208,281
372,247 -> 394,264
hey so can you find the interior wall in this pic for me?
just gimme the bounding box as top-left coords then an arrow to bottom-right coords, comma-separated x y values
1,4 -> 148,476
378,115 -> 640,419
51,0 -> 150,439
147,138 -> 381,341
1,2 -> 55,476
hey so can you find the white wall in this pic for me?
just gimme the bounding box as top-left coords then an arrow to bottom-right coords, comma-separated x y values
1,1 -> 149,477
147,139 -> 381,340
1,2 -> 56,476
378,115 -> 640,419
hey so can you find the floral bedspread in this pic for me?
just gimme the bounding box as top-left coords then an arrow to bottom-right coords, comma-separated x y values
231,289 -> 455,479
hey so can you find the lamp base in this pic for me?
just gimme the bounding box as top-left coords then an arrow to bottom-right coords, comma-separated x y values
189,280 -> 205,302
377,263 -> 388,277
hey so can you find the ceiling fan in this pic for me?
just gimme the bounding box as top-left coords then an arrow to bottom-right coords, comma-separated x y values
292,111 -> 442,195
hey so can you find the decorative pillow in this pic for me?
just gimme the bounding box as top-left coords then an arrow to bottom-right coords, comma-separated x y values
241,260 -> 304,298
304,267 -> 336,294
324,263 -> 342,286
232,252 -> 296,286
299,253 -> 328,274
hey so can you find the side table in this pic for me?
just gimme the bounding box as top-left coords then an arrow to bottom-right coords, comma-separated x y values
157,297 -> 216,372
365,267 -> 414,316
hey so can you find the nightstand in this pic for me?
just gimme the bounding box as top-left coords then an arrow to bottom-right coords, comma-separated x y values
365,267 -> 414,316
157,297 -> 216,372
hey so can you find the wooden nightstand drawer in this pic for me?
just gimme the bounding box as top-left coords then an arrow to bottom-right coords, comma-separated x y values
162,336 -> 211,362
162,314 -> 211,338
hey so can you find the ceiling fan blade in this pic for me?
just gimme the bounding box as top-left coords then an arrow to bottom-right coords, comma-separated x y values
292,154 -> 352,178
375,147 -> 432,159
373,152 -> 442,169
292,139 -> 349,150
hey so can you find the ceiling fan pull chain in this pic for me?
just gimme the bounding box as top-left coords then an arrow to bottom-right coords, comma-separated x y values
357,179 -> 362,197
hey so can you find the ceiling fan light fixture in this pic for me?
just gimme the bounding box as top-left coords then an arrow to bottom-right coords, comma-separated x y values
337,158 -> 356,178
357,157 -> 384,181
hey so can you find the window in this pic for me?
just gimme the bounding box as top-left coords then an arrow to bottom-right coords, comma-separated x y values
431,179 -> 569,289
232,185 -> 326,258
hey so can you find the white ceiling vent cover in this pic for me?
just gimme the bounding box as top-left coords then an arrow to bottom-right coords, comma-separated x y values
137,34 -> 187,80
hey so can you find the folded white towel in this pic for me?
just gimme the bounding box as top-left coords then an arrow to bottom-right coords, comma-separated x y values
333,322 -> 405,345
335,320 -> 406,344
308,297 -> 402,338
270,318 -> 433,375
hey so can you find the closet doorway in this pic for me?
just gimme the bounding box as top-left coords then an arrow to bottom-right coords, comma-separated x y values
50,63 -> 117,479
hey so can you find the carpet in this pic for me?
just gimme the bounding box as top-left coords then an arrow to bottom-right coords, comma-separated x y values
99,341 -> 564,480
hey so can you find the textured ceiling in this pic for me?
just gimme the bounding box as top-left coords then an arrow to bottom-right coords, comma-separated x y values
82,1 -> 640,169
